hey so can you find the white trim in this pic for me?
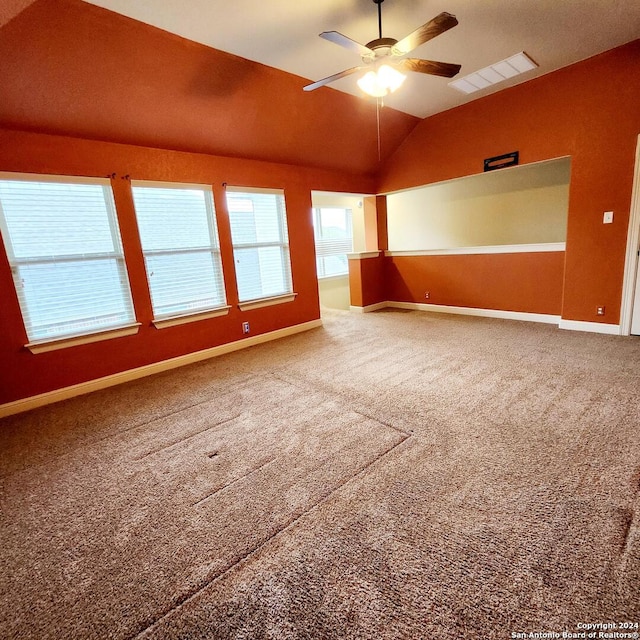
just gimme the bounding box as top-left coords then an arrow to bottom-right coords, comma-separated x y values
25,323 -> 142,354
353,300 -> 624,334
152,306 -> 231,329
347,251 -> 381,260
387,301 -> 560,324
385,243 -> 566,257
0,319 -> 322,418
349,302 -> 388,313
238,292 -> 297,311
225,186 -> 284,195
130,179 -> 213,191
311,190 -> 374,199
0,171 -> 110,185
230,240 -> 286,250
620,135 -> 640,336
558,319 -> 621,335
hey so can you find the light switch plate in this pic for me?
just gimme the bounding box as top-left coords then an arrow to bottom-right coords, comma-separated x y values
603,211 -> 614,224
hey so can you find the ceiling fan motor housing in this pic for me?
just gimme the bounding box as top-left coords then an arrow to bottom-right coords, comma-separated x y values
362,37 -> 398,62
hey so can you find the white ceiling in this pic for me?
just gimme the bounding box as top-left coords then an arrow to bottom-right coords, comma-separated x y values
83,0 -> 640,119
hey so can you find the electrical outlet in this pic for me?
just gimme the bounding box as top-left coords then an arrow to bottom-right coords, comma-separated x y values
425,291 -> 430,299
596,306 -> 605,316
242,321 -> 250,334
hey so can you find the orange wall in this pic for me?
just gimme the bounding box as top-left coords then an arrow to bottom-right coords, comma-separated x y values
1,3 -> 638,407
378,40 -> 640,324
363,197 -> 379,251
0,0 -> 36,26
349,256 -> 386,308
386,252 -> 565,315
0,129 -> 376,404
0,0 -> 418,177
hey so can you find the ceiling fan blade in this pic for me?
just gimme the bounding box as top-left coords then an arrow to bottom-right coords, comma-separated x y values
319,31 -> 374,57
303,66 -> 364,92
398,58 -> 461,78
392,12 -> 458,57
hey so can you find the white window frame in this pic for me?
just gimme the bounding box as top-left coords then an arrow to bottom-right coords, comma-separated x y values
226,186 -> 296,311
0,172 -> 139,353
312,207 -> 353,279
131,181 -> 230,328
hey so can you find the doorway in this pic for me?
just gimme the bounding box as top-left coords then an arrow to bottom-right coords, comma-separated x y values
311,191 -> 368,312
621,135 -> 640,335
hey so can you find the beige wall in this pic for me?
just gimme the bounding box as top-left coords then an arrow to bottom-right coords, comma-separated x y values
318,275 -> 351,310
386,158 -> 570,251
311,192 -> 370,311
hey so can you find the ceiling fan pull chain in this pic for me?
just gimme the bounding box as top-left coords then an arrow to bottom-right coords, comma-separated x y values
376,96 -> 382,161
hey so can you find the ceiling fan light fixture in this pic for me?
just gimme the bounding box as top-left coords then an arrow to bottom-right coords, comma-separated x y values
357,71 -> 386,97
357,65 -> 406,97
378,64 -> 406,92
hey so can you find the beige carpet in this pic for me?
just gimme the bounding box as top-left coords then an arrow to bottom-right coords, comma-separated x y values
1,308 -> 639,639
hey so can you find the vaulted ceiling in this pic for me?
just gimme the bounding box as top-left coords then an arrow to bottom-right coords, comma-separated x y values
0,0 -> 420,176
1,0 -> 638,177
83,0 -> 640,118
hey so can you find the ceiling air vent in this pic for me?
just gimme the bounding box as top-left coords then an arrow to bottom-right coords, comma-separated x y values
449,52 -> 537,94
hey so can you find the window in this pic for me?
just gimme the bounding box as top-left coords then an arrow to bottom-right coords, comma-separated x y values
131,182 -> 228,325
312,207 -> 353,278
0,174 -> 136,347
226,187 -> 294,307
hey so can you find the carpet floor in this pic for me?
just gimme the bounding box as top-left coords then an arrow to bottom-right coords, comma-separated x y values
1,309 -> 639,639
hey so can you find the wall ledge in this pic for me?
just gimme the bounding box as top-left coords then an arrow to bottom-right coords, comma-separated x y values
0,318 -> 323,418
385,243 -> 566,257
347,251 -> 381,260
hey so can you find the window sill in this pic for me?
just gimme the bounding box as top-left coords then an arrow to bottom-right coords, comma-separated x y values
238,293 -> 297,311
26,323 -> 142,354
152,306 -> 231,329
318,273 -> 349,281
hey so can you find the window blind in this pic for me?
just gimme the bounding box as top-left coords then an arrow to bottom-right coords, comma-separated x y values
131,183 -> 227,320
226,188 -> 293,302
312,207 -> 353,277
0,176 -> 135,343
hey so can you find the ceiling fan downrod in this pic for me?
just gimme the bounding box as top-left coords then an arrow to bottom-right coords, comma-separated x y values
374,0 -> 384,39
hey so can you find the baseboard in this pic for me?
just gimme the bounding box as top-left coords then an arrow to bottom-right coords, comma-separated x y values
558,319 -> 621,335
0,319 -> 323,418
387,301 -> 561,325
351,301 -> 624,335
350,302 -> 388,313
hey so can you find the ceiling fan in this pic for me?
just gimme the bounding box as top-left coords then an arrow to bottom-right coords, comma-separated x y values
303,0 -> 461,97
